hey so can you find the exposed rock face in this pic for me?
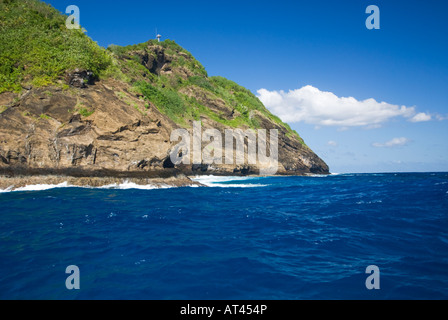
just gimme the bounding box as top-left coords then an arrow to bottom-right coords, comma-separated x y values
0,80 -> 174,175
0,45 -> 329,185
65,69 -> 94,88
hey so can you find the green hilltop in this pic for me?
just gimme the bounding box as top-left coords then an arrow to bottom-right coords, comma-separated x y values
0,0 -> 305,143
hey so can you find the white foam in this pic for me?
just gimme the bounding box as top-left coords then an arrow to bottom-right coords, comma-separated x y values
94,180 -> 175,190
98,181 -> 166,190
0,185 -> 14,193
0,180 -> 173,192
12,181 -> 70,192
0,176 -> 268,192
306,174 -> 330,178
206,183 -> 268,188
191,175 -> 267,188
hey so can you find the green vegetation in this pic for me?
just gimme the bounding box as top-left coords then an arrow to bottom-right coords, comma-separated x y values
39,113 -> 50,120
78,107 -> 94,117
73,102 -> 94,117
136,82 -> 187,124
0,106 -> 8,114
115,91 -> 127,100
0,0 -> 111,93
188,76 -> 214,92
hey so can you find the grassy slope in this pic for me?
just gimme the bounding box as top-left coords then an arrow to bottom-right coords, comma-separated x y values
0,0 -> 111,93
0,0 -> 305,144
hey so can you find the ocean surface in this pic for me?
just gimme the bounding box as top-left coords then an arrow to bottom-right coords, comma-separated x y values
0,172 -> 447,300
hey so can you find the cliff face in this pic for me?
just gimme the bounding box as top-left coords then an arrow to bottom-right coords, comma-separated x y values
0,0 -> 329,182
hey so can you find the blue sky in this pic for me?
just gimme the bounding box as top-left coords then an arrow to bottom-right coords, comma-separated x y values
46,0 -> 448,173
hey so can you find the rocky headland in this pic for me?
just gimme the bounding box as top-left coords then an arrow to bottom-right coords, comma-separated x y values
0,0 -> 329,190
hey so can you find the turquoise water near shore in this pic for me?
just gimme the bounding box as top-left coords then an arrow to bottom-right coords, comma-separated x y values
1,173 -> 447,299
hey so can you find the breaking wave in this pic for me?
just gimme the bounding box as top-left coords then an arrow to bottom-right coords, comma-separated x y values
190,175 -> 268,188
0,180 -> 175,193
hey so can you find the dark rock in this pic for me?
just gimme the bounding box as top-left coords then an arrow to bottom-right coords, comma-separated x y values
233,165 -> 252,175
65,69 -> 94,88
162,156 -> 175,168
192,163 -> 209,172
0,154 -> 9,164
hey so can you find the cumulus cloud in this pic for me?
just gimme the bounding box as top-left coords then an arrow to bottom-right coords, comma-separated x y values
409,112 -> 431,122
327,140 -> 338,147
257,85 -> 424,128
372,137 -> 411,148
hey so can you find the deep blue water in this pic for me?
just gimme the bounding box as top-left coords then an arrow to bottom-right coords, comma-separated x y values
0,173 -> 447,300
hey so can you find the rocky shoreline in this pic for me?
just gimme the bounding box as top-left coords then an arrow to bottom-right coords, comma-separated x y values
0,169 -> 332,191
0,173 -> 203,191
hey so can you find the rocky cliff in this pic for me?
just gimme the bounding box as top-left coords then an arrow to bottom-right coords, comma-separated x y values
0,0 -> 329,188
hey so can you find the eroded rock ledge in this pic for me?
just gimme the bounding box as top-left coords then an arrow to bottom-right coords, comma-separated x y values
0,174 -> 203,190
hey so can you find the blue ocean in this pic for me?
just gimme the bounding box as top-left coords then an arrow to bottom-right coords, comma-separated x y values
1,172 -> 447,300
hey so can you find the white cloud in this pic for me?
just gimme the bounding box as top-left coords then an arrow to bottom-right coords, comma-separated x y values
327,140 -> 338,146
257,85 -> 420,128
372,137 -> 411,148
409,112 -> 431,122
